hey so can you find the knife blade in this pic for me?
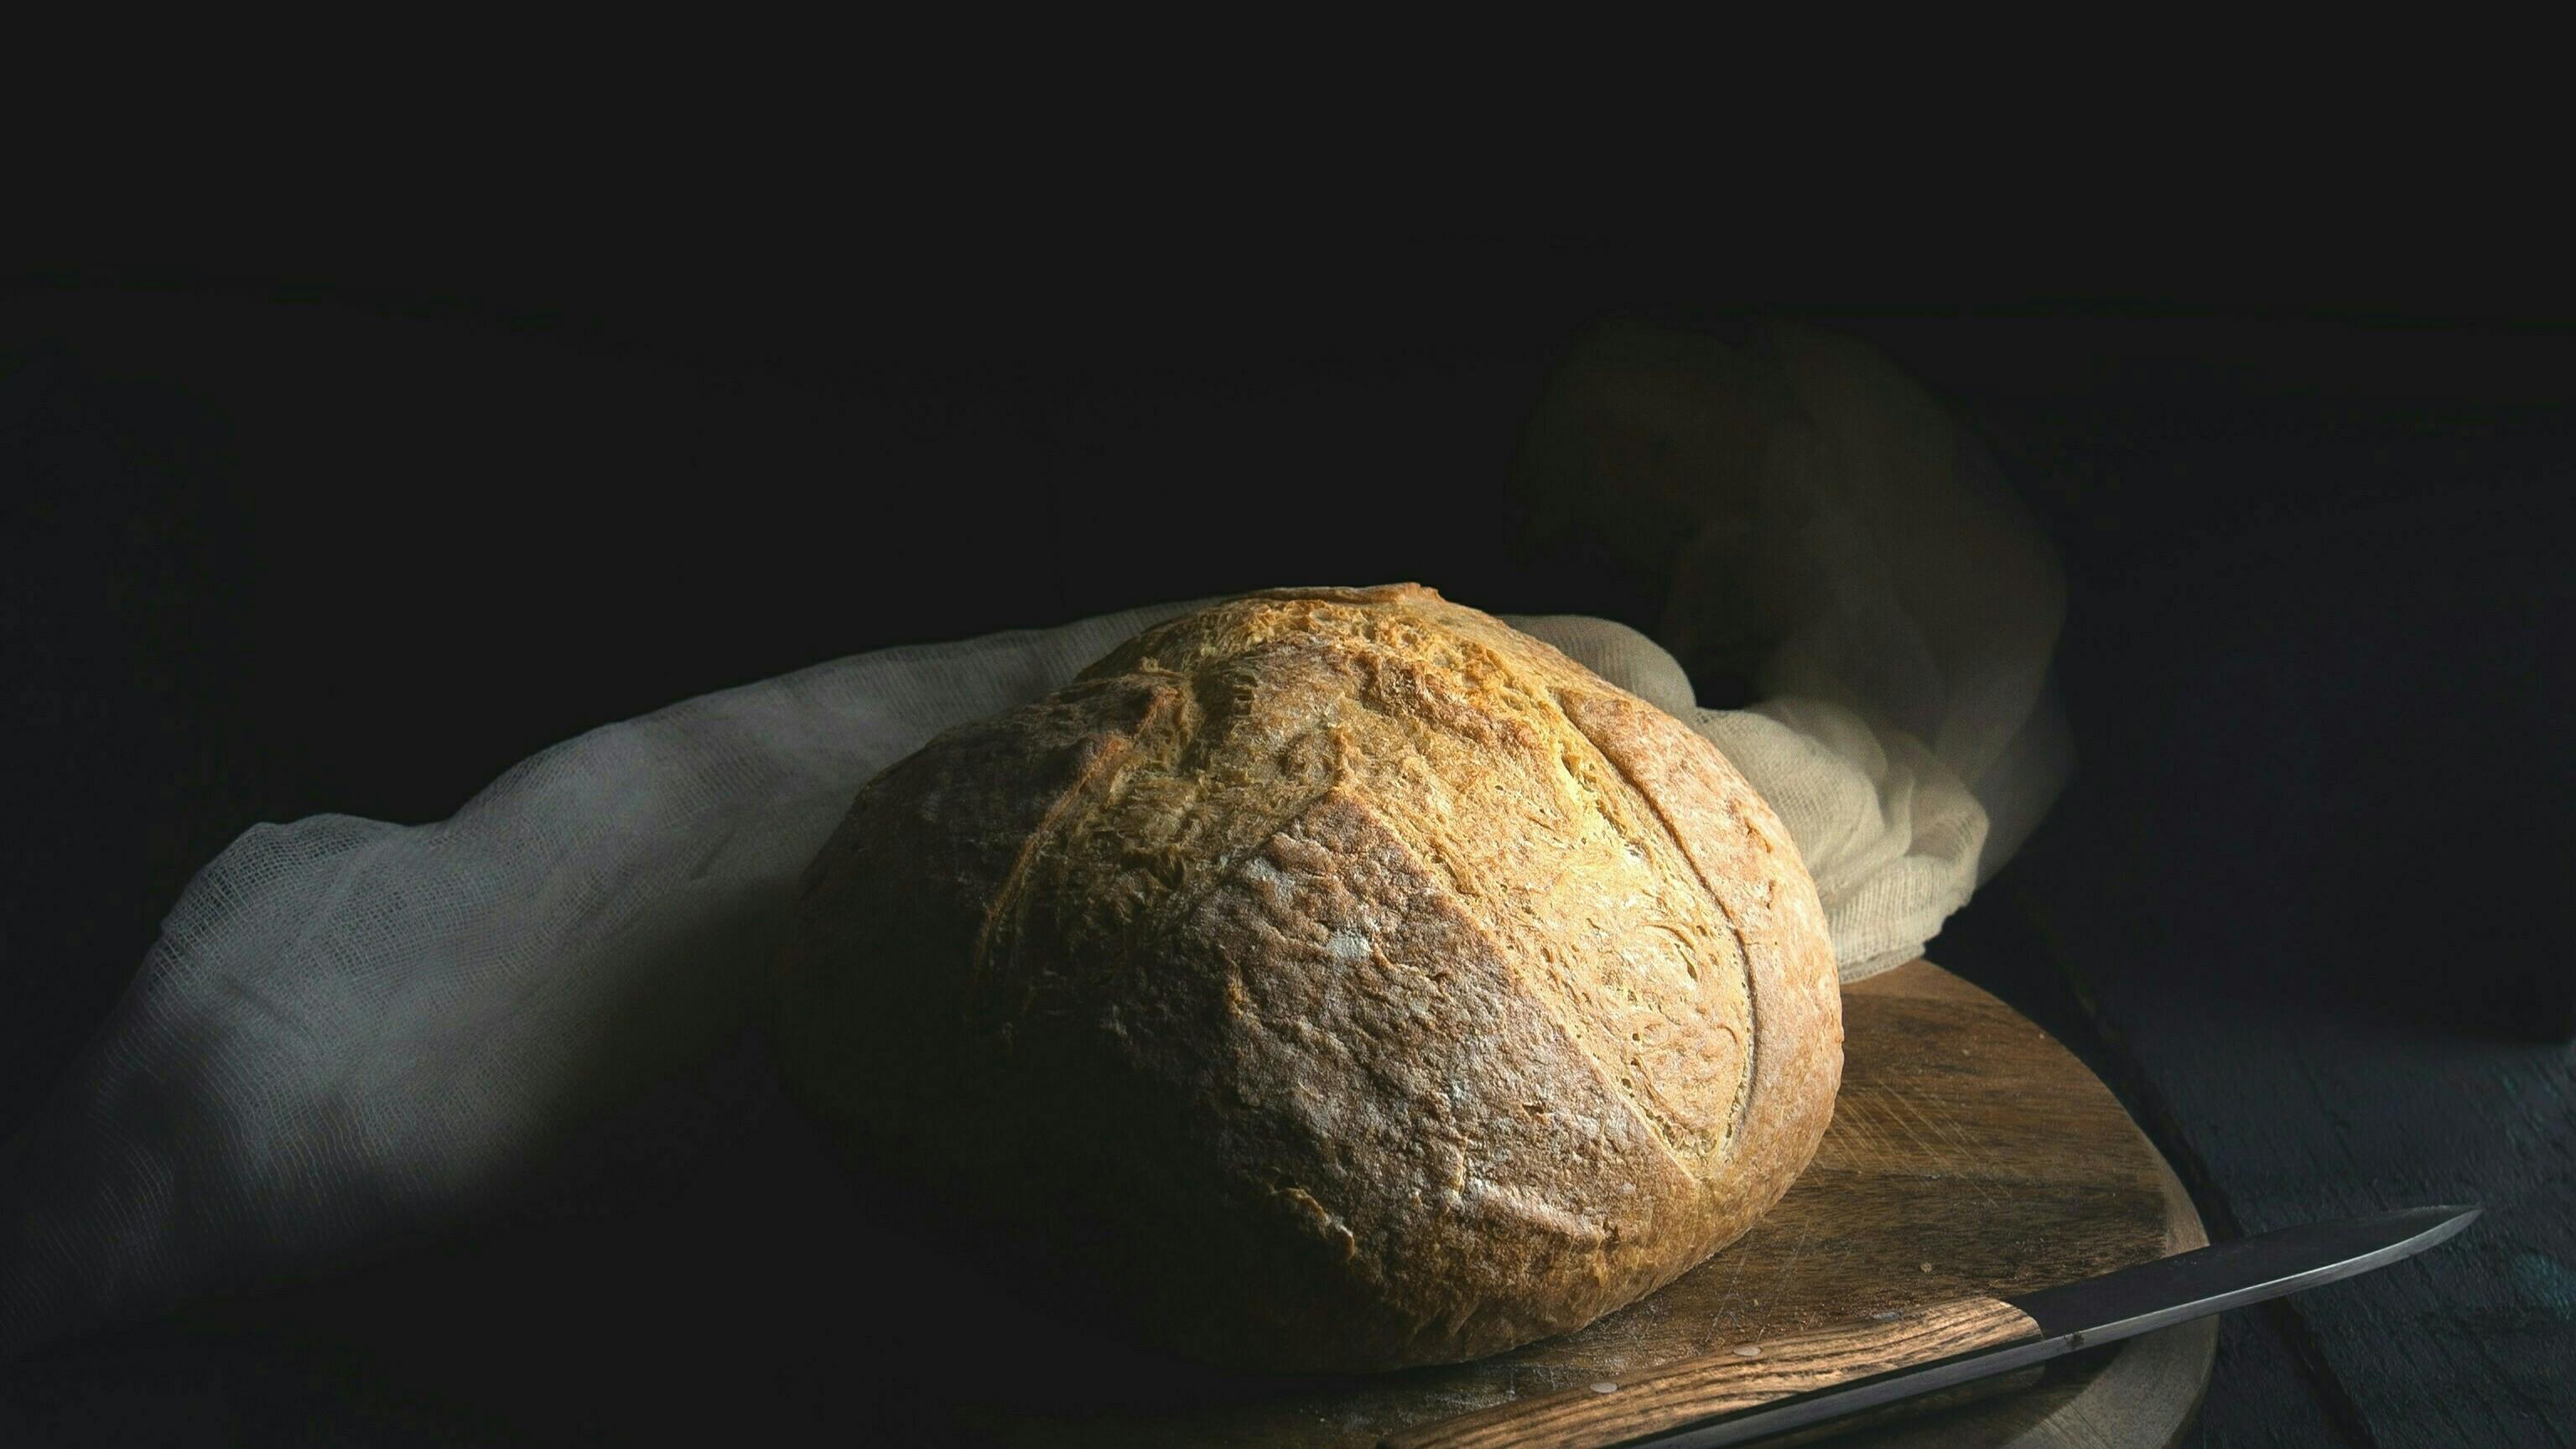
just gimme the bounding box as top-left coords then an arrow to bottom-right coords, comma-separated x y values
1382,1203 -> 2480,1449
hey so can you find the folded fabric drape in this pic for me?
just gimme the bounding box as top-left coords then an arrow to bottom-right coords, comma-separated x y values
1,319 -> 2070,1363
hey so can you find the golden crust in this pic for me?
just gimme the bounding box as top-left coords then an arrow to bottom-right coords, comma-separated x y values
772,584 -> 1843,1372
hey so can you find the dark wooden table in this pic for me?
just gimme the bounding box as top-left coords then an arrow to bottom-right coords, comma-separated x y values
4,275 -> 2568,1445
1872,316 -> 2576,1447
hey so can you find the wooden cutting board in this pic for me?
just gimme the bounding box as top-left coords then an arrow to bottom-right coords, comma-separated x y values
927,960 -> 2215,1447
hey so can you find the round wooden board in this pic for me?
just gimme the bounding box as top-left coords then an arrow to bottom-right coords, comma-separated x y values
943,960 -> 2215,1446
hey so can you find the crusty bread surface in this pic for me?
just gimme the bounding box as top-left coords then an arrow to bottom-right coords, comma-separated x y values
773,583 -> 1842,1372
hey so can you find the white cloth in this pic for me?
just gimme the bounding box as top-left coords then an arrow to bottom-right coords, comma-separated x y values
0,319 -> 2070,1360
1513,317 -> 2074,974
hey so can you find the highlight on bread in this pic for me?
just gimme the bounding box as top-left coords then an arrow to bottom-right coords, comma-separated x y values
772,584 -> 1842,1373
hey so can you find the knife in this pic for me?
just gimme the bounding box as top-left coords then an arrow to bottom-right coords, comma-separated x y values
1383,1203 -> 2479,1449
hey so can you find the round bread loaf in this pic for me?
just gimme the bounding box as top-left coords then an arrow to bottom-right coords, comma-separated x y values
772,584 -> 1841,1372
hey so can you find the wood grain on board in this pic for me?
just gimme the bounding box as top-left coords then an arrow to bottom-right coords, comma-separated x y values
938,959 -> 2214,1447
1382,1296 -> 2044,1449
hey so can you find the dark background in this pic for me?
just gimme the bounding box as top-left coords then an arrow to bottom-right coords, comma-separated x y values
5,242 -> 2571,1444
